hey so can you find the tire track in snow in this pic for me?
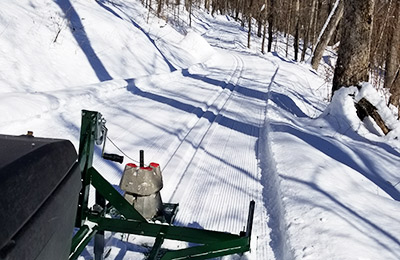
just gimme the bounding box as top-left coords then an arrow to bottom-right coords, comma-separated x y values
166,54 -> 248,227
162,54 -> 245,201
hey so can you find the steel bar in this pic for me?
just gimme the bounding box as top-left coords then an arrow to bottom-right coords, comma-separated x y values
147,232 -> 166,260
69,228 -> 98,260
89,216 -> 241,244
160,238 -> 250,260
76,110 -> 99,227
70,226 -> 90,253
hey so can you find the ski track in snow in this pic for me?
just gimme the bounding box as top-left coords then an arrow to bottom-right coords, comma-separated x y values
164,53 -> 244,202
168,52 -> 275,258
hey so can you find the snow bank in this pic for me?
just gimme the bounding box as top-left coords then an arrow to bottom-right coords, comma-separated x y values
269,70 -> 400,259
322,83 -> 400,144
178,30 -> 215,63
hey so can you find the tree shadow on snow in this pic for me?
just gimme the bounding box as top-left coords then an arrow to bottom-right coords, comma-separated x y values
280,174 -> 400,258
269,91 -> 308,118
95,0 -> 123,19
125,79 -> 260,138
95,0 -> 177,72
54,0 -> 113,82
181,68 -> 268,101
273,122 -> 400,201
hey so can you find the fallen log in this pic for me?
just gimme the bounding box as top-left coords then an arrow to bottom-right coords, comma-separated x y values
355,97 -> 391,135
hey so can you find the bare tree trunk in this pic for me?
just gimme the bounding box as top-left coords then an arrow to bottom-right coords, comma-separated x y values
293,0 -> 300,60
388,66 -> 400,118
261,0 -> 268,54
241,0 -> 246,27
188,0 -> 192,27
385,0 -> 400,90
311,0 -> 344,70
301,0 -> 317,62
285,0 -> 293,57
257,17 -> 262,37
248,15 -> 252,48
311,0 -> 322,52
387,1 -> 400,117
205,0 -> 210,11
157,0 -> 163,17
234,0 -> 240,21
267,0 -> 275,52
247,0 -> 253,48
371,0 -> 393,64
332,0 -> 375,93
211,0 -> 217,16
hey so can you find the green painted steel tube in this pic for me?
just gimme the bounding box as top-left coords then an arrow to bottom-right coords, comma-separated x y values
89,216 -> 240,245
69,228 -> 98,260
75,110 -> 99,227
89,216 -> 250,260
70,226 -> 90,253
147,233 -> 166,260
160,238 -> 250,260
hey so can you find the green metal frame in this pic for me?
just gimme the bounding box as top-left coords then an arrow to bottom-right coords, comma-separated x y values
70,110 -> 254,260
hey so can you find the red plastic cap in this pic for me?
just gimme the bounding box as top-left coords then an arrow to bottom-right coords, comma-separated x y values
126,163 -> 137,168
150,162 -> 160,168
140,166 -> 153,171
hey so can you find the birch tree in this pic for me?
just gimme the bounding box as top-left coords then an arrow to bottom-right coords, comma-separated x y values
311,0 -> 344,70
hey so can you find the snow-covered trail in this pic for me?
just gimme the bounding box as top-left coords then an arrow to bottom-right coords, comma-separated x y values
0,4 -> 290,257
164,52 -> 277,258
87,49 -> 279,259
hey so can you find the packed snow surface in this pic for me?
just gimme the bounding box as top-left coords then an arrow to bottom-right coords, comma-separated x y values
1,0 -> 399,259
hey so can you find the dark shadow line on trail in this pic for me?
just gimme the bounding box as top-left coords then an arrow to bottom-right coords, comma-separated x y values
269,91 -> 307,117
99,0 -> 176,72
95,0 -> 123,19
54,0 -> 112,82
181,69 -> 268,101
126,79 -> 259,138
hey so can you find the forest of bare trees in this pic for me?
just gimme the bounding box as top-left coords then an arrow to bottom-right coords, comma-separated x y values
141,0 -> 400,117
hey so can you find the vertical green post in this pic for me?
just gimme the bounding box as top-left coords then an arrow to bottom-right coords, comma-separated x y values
75,110 -> 100,227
